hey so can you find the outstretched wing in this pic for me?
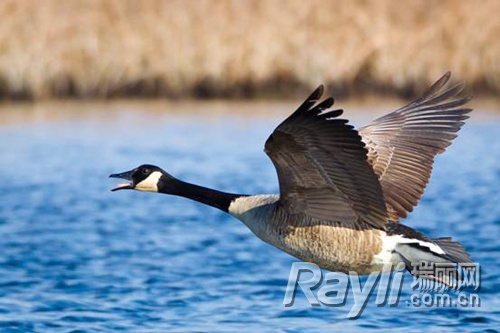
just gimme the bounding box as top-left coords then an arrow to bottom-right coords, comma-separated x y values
265,86 -> 388,229
359,72 -> 472,221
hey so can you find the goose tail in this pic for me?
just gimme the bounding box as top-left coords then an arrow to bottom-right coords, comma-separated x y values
388,223 -> 475,289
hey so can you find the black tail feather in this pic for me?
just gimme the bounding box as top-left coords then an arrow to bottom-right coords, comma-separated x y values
433,237 -> 473,265
398,237 -> 475,290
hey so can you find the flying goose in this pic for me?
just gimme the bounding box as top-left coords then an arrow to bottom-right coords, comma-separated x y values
110,72 -> 473,284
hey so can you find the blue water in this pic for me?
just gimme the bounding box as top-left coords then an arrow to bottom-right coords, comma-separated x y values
0,105 -> 499,332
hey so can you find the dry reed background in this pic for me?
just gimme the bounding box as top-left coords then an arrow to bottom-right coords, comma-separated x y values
0,0 -> 498,99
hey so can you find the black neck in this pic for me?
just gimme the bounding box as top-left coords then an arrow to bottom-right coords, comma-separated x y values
157,175 -> 243,212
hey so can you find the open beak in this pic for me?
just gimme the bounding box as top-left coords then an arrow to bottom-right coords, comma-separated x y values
109,170 -> 134,191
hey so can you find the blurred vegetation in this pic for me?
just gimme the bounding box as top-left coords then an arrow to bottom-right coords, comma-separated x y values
0,0 -> 498,100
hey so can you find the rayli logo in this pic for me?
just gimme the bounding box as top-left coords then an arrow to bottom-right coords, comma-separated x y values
283,262 -> 480,319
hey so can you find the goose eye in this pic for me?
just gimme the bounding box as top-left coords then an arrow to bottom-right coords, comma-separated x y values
142,168 -> 149,174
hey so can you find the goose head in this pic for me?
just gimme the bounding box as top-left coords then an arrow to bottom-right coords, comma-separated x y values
110,164 -> 166,192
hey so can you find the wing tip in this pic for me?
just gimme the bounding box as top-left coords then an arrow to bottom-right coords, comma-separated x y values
311,84 -> 324,101
303,85 -> 341,116
428,71 -> 452,93
431,71 -> 452,91
434,72 -> 472,100
441,71 -> 452,82
398,71 -> 472,113
316,96 -> 335,110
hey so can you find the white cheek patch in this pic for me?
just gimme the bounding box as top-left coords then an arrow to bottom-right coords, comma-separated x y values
135,171 -> 162,192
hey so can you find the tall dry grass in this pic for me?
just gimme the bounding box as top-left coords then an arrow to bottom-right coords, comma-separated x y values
0,0 -> 498,99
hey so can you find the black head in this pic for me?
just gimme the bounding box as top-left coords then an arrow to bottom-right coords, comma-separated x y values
110,164 -> 165,192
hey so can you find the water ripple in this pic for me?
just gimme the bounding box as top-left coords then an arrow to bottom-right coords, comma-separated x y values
0,111 -> 498,332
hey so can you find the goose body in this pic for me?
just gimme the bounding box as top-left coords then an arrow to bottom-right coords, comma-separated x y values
228,195 -> 385,274
111,72 -> 473,284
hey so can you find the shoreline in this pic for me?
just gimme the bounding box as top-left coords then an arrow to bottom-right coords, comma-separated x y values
0,97 -> 497,127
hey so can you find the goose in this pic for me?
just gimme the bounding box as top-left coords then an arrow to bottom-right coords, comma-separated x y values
110,72 -> 473,284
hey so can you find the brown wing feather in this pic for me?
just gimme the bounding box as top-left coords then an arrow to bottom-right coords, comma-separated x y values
359,72 -> 472,221
265,86 -> 388,229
